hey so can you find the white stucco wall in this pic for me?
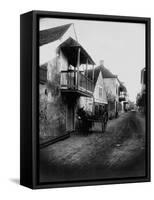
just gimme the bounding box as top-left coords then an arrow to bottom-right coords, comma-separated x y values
46,50 -> 69,81
79,71 -> 108,113
93,72 -> 108,104
103,78 -> 120,101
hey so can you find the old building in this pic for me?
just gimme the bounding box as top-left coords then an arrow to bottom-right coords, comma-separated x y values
79,66 -> 108,116
92,69 -> 108,115
39,23 -> 95,143
136,68 -> 146,113
118,81 -> 128,112
96,61 -> 121,118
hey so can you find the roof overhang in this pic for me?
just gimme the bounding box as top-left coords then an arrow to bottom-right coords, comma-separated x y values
58,37 -> 95,67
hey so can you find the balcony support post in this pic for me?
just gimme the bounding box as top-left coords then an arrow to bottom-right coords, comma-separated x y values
86,59 -> 88,90
77,47 -> 81,89
92,64 -> 94,91
92,64 -> 94,82
74,68 -> 76,89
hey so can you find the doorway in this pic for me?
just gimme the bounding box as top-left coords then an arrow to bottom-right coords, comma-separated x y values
66,102 -> 75,132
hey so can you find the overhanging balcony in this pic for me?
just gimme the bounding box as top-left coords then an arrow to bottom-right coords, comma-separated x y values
119,93 -> 126,102
58,37 -> 95,97
60,70 -> 94,97
119,96 -> 126,102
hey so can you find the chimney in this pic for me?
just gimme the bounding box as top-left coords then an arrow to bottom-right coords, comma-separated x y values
100,60 -> 104,66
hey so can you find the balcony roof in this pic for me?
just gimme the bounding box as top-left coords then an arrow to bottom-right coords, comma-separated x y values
58,37 -> 95,66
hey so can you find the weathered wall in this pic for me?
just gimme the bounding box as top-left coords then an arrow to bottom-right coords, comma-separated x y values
39,23 -> 77,143
39,51 -> 69,143
103,78 -> 117,99
107,100 -> 116,119
103,78 -> 120,118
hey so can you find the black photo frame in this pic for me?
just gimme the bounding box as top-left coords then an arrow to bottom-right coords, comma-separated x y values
20,10 -> 151,189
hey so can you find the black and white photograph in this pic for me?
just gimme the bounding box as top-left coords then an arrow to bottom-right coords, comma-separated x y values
39,16 -> 149,184
0,0 -> 153,197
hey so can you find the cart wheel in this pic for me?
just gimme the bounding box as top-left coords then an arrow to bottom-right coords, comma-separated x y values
104,123 -> 107,132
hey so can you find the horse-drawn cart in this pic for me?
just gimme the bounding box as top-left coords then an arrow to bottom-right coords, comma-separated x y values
77,108 -> 108,133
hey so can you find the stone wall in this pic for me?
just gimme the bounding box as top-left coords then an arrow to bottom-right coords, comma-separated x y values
39,52 -> 68,143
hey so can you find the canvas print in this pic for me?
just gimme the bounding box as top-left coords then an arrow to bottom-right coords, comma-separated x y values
39,17 -> 146,183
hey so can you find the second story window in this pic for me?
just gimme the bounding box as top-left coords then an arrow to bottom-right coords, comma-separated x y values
40,64 -> 47,84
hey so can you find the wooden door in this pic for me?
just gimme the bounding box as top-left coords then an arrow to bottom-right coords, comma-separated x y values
66,103 -> 75,132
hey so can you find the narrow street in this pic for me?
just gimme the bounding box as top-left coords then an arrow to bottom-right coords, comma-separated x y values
40,111 -> 146,183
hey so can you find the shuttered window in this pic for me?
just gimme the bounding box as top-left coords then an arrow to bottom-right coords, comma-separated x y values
40,65 -> 47,84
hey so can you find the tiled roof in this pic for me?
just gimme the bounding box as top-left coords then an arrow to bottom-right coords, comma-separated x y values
87,64 -> 117,86
39,24 -> 72,46
97,65 -> 117,78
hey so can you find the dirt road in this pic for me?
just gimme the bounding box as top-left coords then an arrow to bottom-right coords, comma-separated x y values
40,111 -> 146,183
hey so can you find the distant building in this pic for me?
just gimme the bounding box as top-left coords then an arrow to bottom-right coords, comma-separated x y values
92,69 -> 108,115
80,67 -> 108,115
118,82 -> 128,112
96,61 -> 121,118
136,68 -> 146,113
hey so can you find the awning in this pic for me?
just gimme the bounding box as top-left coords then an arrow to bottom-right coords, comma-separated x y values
39,24 -> 72,46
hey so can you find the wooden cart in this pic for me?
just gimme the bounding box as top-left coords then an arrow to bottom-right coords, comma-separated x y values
77,108 -> 108,133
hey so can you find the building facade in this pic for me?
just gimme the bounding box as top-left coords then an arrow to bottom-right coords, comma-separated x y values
95,62 -> 120,118
118,81 -> 128,112
79,66 -> 108,116
39,24 -> 95,143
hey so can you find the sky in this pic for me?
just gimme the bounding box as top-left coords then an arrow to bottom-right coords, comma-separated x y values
40,18 -> 145,102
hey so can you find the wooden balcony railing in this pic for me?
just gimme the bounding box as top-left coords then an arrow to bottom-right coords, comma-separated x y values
60,70 -> 94,94
79,72 -> 94,93
119,93 -> 126,102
